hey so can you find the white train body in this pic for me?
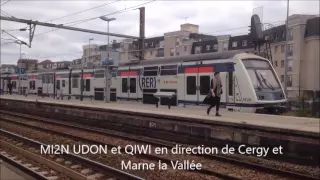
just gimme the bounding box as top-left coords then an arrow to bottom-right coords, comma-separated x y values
1,51 -> 287,114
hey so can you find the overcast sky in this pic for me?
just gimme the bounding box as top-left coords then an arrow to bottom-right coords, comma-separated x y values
0,0 -> 319,65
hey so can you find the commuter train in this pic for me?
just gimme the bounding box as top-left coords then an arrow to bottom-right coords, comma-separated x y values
0,51 -> 287,114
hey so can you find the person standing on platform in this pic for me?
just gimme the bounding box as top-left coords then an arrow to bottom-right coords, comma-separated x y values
7,83 -> 12,95
207,72 -> 223,116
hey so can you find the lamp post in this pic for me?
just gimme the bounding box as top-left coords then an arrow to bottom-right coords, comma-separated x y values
15,40 -> 27,95
100,16 -> 116,103
99,16 -> 116,49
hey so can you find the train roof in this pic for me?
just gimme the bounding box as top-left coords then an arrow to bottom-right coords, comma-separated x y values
119,50 -> 248,67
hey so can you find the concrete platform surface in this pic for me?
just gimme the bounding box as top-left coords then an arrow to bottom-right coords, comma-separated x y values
0,160 -> 27,180
1,94 -> 319,133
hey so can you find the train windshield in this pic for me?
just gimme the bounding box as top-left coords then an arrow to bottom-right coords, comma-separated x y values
242,59 -> 281,90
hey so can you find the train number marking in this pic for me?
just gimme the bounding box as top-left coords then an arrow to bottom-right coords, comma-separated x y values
242,98 -> 251,102
141,77 -> 156,89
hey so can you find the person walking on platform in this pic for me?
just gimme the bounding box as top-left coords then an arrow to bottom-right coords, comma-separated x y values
207,72 -> 223,116
7,83 -> 12,95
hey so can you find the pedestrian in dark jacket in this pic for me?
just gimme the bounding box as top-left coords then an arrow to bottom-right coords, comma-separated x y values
207,72 -> 223,116
7,83 -> 12,95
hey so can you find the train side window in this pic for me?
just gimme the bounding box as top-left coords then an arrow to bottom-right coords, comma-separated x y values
160,65 -> 177,76
200,76 -> 210,95
122,78 -> 128,93
72,78 -> 78,88
62,80 -> 65,87
228,72 -> 233,96
186,76 -> 196,95
85,79 -> 90,91
56,80 -> 60,90
144,66 -> 158,76
29,81 -> 32,89
129,78 -> 136,93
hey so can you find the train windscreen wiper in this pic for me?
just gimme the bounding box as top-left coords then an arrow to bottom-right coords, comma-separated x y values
254,71 -> 263,91
259,73 -> 274,91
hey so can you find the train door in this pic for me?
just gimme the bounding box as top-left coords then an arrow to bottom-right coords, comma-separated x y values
48,74 -> 54,95
184,65 -> 212,105
128,76 -> 137,100
226,71 -> 235,105
185,74 -> 197,103
198,75 -> 211,103
120,76 -> 129,100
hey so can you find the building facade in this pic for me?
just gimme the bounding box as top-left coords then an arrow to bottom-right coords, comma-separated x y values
82,44 -> 100,68
37,60 -> 54,70
17,59 -> 38,73
0,64 -> 16,74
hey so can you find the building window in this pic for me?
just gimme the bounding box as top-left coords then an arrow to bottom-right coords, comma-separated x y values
275,61 -> 278,67
176,38 -> 180,46
213,44 -> 218,50
281,60 -> 284,68
287,75 -> 292,87
62,80 -> 65,87
280,75 -> 284,82
281,45 -> 284,53
288,59 -> 293,72
170,48 -> 174,56
242,40 -> 247,46
288,29 -> 293,40
223,42 -> 228,51
184,46 -> 187,51
206,45 -> 210,50
232,41 -> 237,47
195,46 -> 201,54
288,44 -> 293,56
274,46 -> 278,53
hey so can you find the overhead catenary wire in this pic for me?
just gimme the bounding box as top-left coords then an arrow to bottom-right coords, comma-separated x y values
13,0 -> 122,33
32,0 -> 156,37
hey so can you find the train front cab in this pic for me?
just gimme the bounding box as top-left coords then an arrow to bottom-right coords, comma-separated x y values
241,58 -> 287,114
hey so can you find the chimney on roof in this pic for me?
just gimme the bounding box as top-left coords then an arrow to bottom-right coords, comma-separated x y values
180,23 -> 199,33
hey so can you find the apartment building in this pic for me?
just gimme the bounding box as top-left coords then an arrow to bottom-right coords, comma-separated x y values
0,64 -> 16,74
119,23 -> 216,61
37,60 -> 54,70
17,59 -> 38,73
264,15 -> 319,100
82,44 -> 100,68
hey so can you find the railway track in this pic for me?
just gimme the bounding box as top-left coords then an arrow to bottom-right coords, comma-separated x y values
0,129 -> 144,180
0,110 -> 319,180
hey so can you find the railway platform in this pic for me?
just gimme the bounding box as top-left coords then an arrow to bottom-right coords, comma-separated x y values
0,94 -> 319,134
1,94 -> 319,164
0,160 -> 28,180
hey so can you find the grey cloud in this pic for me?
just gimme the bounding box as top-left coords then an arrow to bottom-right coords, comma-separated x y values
1,1 -> 319,65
